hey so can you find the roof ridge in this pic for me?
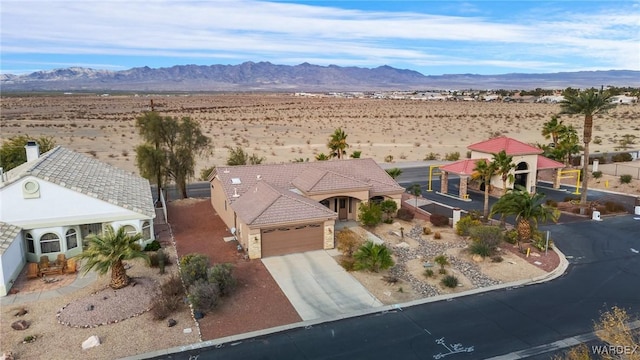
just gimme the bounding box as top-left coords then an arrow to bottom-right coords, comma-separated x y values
240,181 -> 281,224
265,181 -> 332,213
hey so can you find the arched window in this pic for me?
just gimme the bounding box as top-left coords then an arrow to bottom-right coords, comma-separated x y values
142,221 -> 151,239
40,233 -> 61,253
122,225 -> 137,237
25,233 -> 35,253
66,229 -> 78,249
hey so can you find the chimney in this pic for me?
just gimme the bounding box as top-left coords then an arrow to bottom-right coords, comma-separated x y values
25,141 -> 40,162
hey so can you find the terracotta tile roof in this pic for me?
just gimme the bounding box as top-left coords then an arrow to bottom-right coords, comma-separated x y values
468,136 -> 543,155
291,167 -> 370,194
439,158 -> 488,176
231,181 -> 337,227
0,222 -> 21,256
1,146 -> 155,218
537,156 -> 565,170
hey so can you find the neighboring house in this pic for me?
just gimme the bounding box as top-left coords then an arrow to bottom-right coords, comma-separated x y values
0,143 -> 156,296
210,158 -> 405,259
439,136 -> 564,199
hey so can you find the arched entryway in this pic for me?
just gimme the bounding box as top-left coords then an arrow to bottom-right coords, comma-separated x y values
514,162 -> 528,188
320,196 -> 360,221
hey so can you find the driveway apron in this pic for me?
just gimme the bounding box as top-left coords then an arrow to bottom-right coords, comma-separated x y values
262,250 -> 383,321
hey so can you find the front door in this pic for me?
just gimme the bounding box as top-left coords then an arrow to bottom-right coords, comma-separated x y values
338,198 -> 348,220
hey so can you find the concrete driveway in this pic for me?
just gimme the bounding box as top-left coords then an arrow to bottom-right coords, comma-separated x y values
262,250 -> 383,321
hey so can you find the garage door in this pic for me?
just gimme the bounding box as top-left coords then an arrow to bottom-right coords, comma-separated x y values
261,223 -> 324,258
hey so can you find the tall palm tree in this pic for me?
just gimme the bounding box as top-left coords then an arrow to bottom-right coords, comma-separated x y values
490,185 -> 560,249
541,115 -> 564,147
492,150 -> 515,195
327,128 -> 349,159
559,89 -> 614,211
76,225 -> 149,289
385,167 -> 403,180
472,159 -> 497,219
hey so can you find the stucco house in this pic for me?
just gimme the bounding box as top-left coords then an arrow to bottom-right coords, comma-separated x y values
439,136 -> 564,199
0,143 -> 156,296
209,158 -> 405,259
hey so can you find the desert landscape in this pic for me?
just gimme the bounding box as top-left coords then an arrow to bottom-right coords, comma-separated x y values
2,93 -> 639,181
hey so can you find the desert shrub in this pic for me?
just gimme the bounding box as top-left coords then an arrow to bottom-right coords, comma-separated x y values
434,254 -> 449,270
545,199 -> 558,207
340,257 -> 356,271
396,208 -> 415,221
438,268 -> 447,275
444,152 -> 460,161
491,255 -> 503,263
423,226 -> 432,235
564,196 -> 580,202
592,171 -> 603,179
434,232 -> 442,239
424,269 -> 434,278
149,249 -> 168,267
188,280 -> 220,313
151,275 -> 185,320
455,215 -> 481,236
469,242 -> 492,257
424,152 -> 439,160
430,213 -> 449,227
503,229 -> 518,245
358,202 -> 382,226
530,231 -> 552,251
619,174 -> 633,184
441,275 -> 459,288
384,155 -> 394,163
354,241 -> 394,272
144,240 -> 161,251
380,199 -> 398,222
180,253 -> 210,288
611,152 -> 632,162
469,226 -> 502,248
604,201 -> 625,213
336,229 -> 362,258
207,263 -> 236,297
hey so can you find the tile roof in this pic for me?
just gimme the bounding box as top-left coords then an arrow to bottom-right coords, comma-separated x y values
291,167 -> 370,194
537,156 -> 565,170
468,136 -> 543,155
0,221 -> 21,256
1,146 -> 155,218
439,158 -> 488,176
231,181 -> 337,226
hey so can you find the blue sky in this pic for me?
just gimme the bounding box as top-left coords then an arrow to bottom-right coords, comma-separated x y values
1,1 -> 638,75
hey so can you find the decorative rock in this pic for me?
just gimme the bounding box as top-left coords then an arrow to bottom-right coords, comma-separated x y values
11,320 -> 29,331
82,335 -> 101,350
193,310 -> 205,319
395,242 -> 410,248
85,304 -> 94,311
472,254 -> 484,262
14,308 -> 27,317
183,328 -> 193,334
102,296 -> 109,300
2,351 -> 15,360
167,319 -> 177,327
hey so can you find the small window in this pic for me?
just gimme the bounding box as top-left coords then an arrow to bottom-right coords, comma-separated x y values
122,225 -> 137,237
142,221 -> 151,239
40,233 -> 61,254
66,229 -> 78,250
25,233 -> 35,253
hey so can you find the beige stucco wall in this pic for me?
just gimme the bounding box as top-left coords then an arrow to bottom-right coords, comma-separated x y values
247,228 -> 261,259
210,177 -> 236,231
470,152 -> 539,193
323,219 -> 336,249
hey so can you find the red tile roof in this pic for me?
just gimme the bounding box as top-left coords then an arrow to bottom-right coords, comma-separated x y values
536,156 -> 565,170
439,158 -> 488,176
468,136 -> 543,155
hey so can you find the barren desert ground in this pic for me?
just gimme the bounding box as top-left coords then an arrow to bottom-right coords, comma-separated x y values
1,93 -> 639,178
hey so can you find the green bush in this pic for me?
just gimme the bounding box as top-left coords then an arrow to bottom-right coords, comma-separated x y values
354,241 -> 394,272
188,280 -> 220,312
468,226 -> 502,252
545,199 -> 558,207
180,254 -> 210,288
423,226 -> 432,235
619,174 -> 633,184
469,241 -> 493,257
455,215 -> 481,236
611,153 -> 632,162
144,240 -> 161,251
149,249 -> 168,267
358,202 -> 383,226
207,263 -> 236,297
444,152 -> 460,161
396,208 -> 415,221
430,213 -> 449,227
424,269 -> 434,278
424,152 -> 439,160
503,229 -> 518,245
434,254 -> 449,270
441,275 -> 459,288
151,275 -> 185,320
592,171 -> 603,179
530,231 -> 552,251
340,257 -> 356,271
604,201 -> 625,213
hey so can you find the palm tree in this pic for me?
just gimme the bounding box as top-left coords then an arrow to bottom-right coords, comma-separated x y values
490,185 -> 560,249
560,89 -> 614,211
541,115 -> 564,147
327,128 -> 349,159
385,167 -> 403,180
76,225 -> 150,289
472,159 -> 497,219
315,153 -> 330,161
409,183 -> 422,207
354,241 -> 394,272
492,150 -> 515,195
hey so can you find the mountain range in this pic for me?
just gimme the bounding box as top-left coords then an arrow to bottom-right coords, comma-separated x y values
2,62 -> 638,92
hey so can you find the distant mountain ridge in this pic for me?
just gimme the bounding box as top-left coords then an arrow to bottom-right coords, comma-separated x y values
2,62 -> 638,91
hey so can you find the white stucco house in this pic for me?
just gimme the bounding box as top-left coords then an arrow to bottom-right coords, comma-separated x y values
0,142 -> 156,296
